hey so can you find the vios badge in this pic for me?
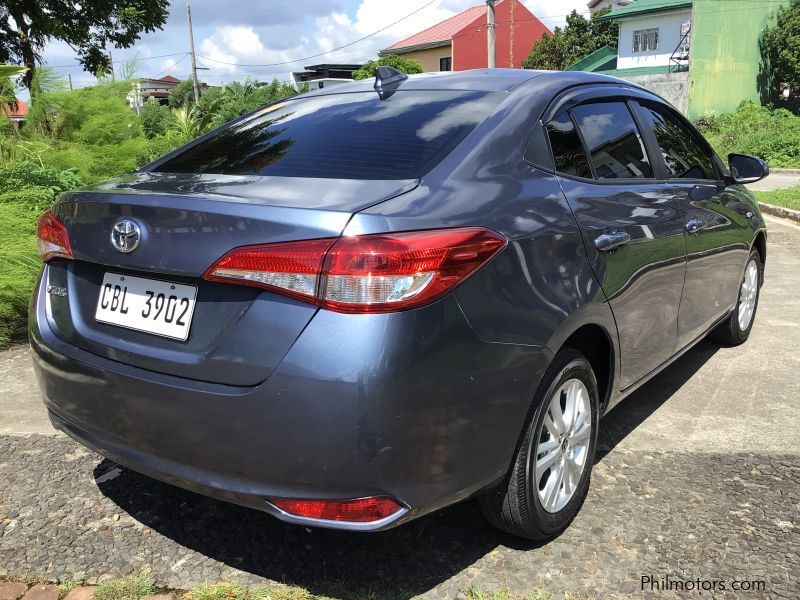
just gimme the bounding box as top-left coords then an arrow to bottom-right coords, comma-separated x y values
111,219 -> 141,253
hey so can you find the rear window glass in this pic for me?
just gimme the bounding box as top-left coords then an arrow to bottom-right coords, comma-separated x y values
546,111 -> 592,179
571,102 -> 653,180
153,91 -> 500,180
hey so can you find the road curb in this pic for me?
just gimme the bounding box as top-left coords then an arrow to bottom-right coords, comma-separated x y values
759,202 -> 800,224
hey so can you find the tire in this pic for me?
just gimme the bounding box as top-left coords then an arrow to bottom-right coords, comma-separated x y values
711,248 -> 762,346
479,348 -> 599,541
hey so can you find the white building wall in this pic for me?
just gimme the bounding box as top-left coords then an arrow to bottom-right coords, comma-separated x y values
616,10 -> 692,69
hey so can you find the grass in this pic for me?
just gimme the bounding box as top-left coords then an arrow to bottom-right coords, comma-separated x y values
93,576 -> 155,600
0,201 -> 40,347
754,185 -> 800,212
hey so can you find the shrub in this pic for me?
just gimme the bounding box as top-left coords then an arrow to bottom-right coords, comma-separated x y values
696,101 -> 800,168
0,202 -> 39,346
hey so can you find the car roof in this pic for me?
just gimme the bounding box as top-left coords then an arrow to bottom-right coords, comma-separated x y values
298,68 -> 643,96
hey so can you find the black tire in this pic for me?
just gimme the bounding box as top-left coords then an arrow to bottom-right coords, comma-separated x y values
710,248 -> 763,346
479,348 -> 599,541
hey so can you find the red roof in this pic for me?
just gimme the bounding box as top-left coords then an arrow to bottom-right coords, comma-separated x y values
2,99 -> 27,119
385,3 -> 487,50
158,75 -> 180,83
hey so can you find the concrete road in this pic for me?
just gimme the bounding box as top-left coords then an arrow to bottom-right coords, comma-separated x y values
746,170 -> 800,192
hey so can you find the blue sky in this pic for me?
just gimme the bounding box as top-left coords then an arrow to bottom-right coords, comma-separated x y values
37,0 -> 589,92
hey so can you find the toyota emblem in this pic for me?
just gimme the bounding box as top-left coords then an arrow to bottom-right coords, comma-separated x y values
110,219 -> 141,253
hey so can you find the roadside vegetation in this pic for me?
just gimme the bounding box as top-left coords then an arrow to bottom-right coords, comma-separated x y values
1,575 -> 606,600
0,67 -> 299,347
695,102 -> 800,169
754,186 -> 800,211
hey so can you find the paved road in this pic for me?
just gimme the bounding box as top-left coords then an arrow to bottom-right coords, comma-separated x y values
1,216 -> 799,599
746,170 -> 800,192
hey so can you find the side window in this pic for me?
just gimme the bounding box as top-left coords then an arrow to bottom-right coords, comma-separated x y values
571,102 -> 654,180
545,112 -> 592,178
638,104 -> 717,180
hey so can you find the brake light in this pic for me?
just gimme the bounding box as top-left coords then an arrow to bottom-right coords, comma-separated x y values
36,210 -> 73,262
203,227 -> 506,313
269,496 -> 403,523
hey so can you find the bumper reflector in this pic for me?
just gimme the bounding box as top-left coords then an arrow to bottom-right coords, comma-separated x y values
269,496 -> 403,523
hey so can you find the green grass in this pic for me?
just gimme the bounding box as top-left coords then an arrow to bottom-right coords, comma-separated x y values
93,576 -> 155,600
0,201 -> 40,347
754,185 -> 800,211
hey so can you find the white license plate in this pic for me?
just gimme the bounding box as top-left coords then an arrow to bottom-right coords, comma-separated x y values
95,272 -> 198,341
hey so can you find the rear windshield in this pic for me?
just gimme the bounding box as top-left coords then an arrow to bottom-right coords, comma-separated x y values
153,90 -> 500,180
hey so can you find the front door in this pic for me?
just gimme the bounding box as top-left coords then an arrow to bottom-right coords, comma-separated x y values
633,101 -> 753,347
547,99 -> 687,389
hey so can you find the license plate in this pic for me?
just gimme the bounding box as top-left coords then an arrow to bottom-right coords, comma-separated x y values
95,272 -> 198,341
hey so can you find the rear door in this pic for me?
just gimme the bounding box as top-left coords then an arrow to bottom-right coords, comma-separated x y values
632,101 -> 753,347
546,94 -> 687,389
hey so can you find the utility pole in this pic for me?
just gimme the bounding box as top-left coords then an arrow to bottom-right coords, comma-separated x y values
486,1 -> 496,69
68,73 -> 73,90
109,51 -> 115,80
186,2 -> 200,103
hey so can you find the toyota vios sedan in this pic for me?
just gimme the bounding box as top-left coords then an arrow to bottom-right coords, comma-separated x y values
30,68 -> 768,540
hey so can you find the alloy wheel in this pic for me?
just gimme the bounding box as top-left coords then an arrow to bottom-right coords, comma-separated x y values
738,259 -> 759,331
534,378 -> 592,513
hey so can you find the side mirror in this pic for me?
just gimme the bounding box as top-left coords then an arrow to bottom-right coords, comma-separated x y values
728,154 -> 769,184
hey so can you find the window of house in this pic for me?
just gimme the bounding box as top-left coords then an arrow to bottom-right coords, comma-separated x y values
638,104 -> 717,180
545,112 -> 592,178
439,56 -> 452,71
570,102 -> 654,180
633,28 -> 659,52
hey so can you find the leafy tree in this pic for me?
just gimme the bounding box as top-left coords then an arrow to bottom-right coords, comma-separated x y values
352,55 -> 423,80
0,0 -> 169,91
762,0 -> 800,103
168,78 -> 197,108
522,8 -> 619,71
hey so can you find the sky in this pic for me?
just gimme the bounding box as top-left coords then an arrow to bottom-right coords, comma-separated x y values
35,0 -> 589,94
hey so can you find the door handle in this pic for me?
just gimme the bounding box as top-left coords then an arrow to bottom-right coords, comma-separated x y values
686,218 -> 707,234
594,231 -> 631,253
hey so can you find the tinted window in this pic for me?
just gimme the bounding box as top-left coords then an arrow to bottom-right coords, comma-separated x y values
154,91 -> 500,180
571,102 -> 654,180
545,112 -> 592,178
639,104 -> 716,179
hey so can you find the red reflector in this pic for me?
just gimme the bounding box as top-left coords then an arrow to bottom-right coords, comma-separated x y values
270,496 -> 403,523
203,227 -> 506,313
36,210 -> 73,262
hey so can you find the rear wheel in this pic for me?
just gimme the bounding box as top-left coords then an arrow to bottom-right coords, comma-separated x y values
479,348 -> 599,540
711,248 -> 762,346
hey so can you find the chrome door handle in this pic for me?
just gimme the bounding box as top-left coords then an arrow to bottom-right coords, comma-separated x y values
686,218 -> 707,234
594,231 -> 631,253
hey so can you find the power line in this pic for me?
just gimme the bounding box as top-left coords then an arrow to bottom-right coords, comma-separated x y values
197,0 -> 439,68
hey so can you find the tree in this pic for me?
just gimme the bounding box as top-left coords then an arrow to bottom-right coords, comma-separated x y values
762,0 -> 800,102
140,96 -> 170,138
522,8 -> 618,71
168,78 -> 197,108
352,55 -> 423,80
0,1 -> 169,91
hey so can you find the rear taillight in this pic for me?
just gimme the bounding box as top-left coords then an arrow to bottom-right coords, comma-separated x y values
203,227 -> 506,313
36,210 -> 73,262
269,496 -> 403,523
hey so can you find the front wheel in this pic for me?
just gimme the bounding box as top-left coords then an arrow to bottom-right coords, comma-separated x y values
711,248 -> 762,346
479,348 -> 599,540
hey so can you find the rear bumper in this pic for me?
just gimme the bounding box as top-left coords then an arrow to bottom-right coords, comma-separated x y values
30,270 -> 551,530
